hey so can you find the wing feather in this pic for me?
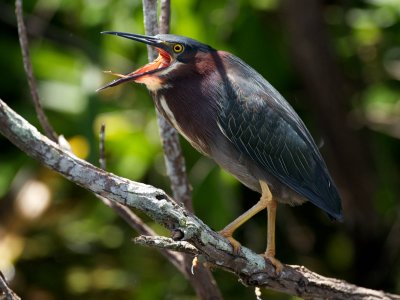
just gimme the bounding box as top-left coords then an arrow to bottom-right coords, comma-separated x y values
217,54 -> 343,220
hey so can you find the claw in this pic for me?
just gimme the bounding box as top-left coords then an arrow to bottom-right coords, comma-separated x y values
191,256 -> 198,275
219,230 -> 242,254
263,252 -> 283,274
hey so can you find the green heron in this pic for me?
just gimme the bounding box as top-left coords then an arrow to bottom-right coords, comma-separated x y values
99,31 -> 343,272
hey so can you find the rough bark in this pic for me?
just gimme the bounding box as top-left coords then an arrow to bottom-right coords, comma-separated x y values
0,272 -> 20,300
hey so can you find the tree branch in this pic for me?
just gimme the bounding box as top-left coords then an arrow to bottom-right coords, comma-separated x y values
15,0 -> 58,142
1,99 -> 398,300
134,235 -> 199,255
141,1 -> 219,299
142,0 -> 193,211
95,124 -> 186,274
0,272 -> 20,300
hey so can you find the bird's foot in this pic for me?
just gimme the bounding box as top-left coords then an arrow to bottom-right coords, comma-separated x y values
262,252 -> 283,274
219,230 -> 242,255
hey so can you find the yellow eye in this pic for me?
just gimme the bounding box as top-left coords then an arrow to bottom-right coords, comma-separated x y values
173,43 -> 184,53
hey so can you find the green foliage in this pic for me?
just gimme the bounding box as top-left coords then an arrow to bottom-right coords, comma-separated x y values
1,0 -> 400,299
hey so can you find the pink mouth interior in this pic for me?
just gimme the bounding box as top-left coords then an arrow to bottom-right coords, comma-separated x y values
97,48 -> 171,91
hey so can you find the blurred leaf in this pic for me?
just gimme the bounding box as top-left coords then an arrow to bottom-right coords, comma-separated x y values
326,233 -> 354,271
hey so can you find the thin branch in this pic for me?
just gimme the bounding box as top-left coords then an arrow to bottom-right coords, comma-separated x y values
142,0 -> 193,211
156,0 -> 193,211
142,0 -> 158,59
159,0 -> 171,34
96,123 -> 186,274
134,235 -> 199,255
1,99 -> 399,300
15,0 -> 58,142
99,123 -> 106,170
0,271 -> 20,300
98,195 -> 186,273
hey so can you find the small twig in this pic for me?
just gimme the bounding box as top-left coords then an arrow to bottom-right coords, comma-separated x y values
142,0 -> 158,60
159,0 -> 170,34
99,123 -> 106,170
96,123 -> 186,272
0,271 -> 20,300
15,0 -> 58,142
156,0 -> 193,212
134,235 -> 199,255
98,195 -> 186,271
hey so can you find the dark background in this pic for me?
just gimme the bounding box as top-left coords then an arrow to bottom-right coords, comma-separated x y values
0,0 -> 399,299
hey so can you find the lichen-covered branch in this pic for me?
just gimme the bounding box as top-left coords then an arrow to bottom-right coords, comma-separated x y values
134,236 -> 199,255
1,99 -> 399,300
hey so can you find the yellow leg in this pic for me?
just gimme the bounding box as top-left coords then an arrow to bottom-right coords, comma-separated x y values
260,181 -> 283,274
219,180 -> 283,273
219,184 -> 269,254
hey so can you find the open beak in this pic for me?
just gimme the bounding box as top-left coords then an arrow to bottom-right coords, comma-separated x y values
97,31 -> 171,92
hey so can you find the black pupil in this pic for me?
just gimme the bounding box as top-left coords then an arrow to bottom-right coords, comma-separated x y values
175,45 -> 181,51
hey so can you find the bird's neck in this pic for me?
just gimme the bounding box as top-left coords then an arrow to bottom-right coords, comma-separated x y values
153,76 -> 220,156
150,50 -> 229,155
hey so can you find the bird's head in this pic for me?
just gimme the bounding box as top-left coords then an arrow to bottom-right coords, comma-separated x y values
97,31 -> 215,92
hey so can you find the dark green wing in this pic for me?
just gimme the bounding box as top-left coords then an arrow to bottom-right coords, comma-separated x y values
217,54 -> 343,220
